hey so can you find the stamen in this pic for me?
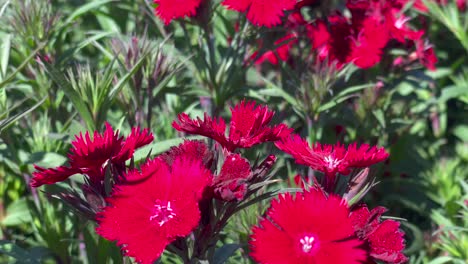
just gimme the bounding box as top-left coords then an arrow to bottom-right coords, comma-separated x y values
324,155 -> 341,169
149,201 -> 176,227
300,236 -> 315,253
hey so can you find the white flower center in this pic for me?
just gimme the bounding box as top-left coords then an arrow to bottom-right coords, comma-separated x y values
300,236 -> 315,253
150,201 -> 176,227
324,155 -> 341,170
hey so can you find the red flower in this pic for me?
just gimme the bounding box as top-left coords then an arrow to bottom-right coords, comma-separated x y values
457,0 -> 467,11
31,123 -> 153,187
350,205 -> 408,264
276,134 -> 389,178
96,157 -> 212,264
173,100 -> 292,151
153,0 -> 203,25
415,38 -> 437,71
350,17 -> 390,68
252,33 -> 297,65
160,140 -> 213,168
222,0 -> 296,27
250,189 -> 367,264
214,153 -> 252,201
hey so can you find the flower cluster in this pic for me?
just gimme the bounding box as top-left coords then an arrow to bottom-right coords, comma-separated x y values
31,100 -> 407,264
253,0 -> 437,70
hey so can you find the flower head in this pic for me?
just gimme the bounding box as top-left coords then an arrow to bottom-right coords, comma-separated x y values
96,157 -> 212,264
250,189 -> 366,264
31,123 -> 153,187
222,0 -> 296,27
173,100 -> 292,151
160,140 -> 213,168
276,134 -> 389,178
153,0 -> 203,25
214,153 -> 252,201
350,205 -> 408,264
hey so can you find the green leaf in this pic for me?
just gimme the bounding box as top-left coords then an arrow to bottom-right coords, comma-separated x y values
439,85 -> 468,103
1,198 -> 32,226
64,0 -> 115,26
0,42 -> 46,89
0,0 -> 10,18
213,244 -> 240,264
57,31 -> 115,65
44,63 -> 96,130
427,256 -> 456,264
0,96 -> 47,133
27,152 -> 67,168
108,51 -> 149,99
0,33 -> 11,80
318,84 -> 373,112
0,241 -> 51,263
372,109 -> 386,128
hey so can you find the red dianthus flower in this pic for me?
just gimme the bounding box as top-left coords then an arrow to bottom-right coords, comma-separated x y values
222,0 -> 296,27
350,205 -> 408,264
214,153 -> 252,201
96,157 -> 212,264
173,100 -> 292,151
153,0 -> 203,25
250,189 -> 367,264
276,134 -> 389,179
31,123 -> 153,187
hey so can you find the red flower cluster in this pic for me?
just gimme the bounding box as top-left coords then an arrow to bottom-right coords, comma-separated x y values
350,205 -> 408,263
276,134 -> 389,179
254,0 -> 437,70
304,0 -> 435,69
31,123 -> 153,187
96,157 -> 212,264
173,100 -> 292,151
250,189 -> 367,264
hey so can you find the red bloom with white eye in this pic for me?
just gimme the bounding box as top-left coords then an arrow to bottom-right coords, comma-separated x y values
96,157 -> 212,264
222,0 -> 296,27
31,123 -> 153,187
173,100 -> 292,151
275,134 -> 389,178
250,189 -> 366,264
214,153 -> 252,201
153,0 -> 203,25
350,205 -> 408,264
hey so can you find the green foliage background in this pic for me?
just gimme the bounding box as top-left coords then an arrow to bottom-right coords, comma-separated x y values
0,0 -> 467,263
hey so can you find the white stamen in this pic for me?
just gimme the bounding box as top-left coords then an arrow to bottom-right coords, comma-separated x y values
149,201 -> 176,226
300,236 -> 315,253
324,155 -> 341,169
